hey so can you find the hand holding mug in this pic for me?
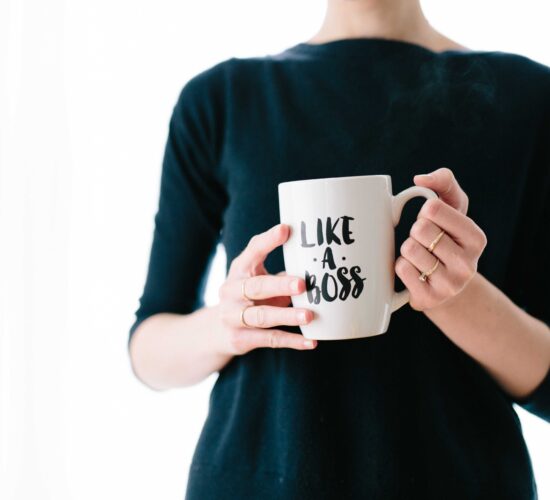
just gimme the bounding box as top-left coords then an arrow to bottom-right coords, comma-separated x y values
396,167 -> 488,311
278,174 -> 438,340
217,224 -> 317,354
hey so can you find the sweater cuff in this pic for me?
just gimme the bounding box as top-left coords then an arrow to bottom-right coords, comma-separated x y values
511,366 -> 550,423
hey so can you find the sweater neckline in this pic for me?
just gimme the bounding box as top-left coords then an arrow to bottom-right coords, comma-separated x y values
284,37 -> 476,60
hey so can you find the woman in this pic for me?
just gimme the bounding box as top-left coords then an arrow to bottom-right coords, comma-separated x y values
128,0 -> 550,498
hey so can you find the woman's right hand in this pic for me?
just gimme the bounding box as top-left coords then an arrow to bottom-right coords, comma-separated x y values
217,223 -> 317,355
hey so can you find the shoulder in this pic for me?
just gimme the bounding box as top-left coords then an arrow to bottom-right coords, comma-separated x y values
489,52 -> 550,129
174,55 -> 278,111
179,53 -> 278,91
175,58 -> 233,110
480,50 -> 550,75
462,51 -> 550,106
483,51 -> 549,86
439,49 -> 549,85
438,50 -> 550,129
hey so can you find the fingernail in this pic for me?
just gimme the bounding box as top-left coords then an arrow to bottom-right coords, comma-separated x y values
303,339 -> 314,348
291,279 -> 301,293
298,311 -> 308,324
415,173 -> 433,179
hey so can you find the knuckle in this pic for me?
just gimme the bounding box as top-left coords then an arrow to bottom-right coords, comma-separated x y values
229,257 -> 248,277
441,166 -> 454,181
399,239 -> 408,255
248,234 -> 260,248
421,198 -> 443,219
476,228 -> 488,252
481,229 -> 488,247
410,218 -> 429,240
423,198 -> 441,218
465,218 -> 487,252
395,256 -> 408,274
400,238 -> 416,257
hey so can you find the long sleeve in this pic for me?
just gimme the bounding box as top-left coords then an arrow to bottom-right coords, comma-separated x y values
501,82 -> 550,422
511,368 -> 550,422
128,62 -> 229,343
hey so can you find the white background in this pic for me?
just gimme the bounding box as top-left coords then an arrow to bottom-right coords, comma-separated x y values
1,1 -> 549,499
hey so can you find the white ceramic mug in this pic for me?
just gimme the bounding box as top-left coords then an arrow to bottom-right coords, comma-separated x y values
278,174 -> 437,340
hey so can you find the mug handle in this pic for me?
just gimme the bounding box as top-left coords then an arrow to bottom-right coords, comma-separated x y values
390,186 -> 438,313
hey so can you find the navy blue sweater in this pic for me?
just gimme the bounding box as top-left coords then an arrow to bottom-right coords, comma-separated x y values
129,38 -> 550,499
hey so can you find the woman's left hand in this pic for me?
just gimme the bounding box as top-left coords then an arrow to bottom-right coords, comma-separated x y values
395,167 -> 488,312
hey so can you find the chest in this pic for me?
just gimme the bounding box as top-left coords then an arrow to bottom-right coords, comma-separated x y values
218,79 -> 522,283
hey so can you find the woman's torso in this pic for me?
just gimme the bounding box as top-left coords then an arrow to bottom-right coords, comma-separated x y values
185,39 -> 549,499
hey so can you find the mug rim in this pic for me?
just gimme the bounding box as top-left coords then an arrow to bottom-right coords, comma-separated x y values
278,174 -> 390,188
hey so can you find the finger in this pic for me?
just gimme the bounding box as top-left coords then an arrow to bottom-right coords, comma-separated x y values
241,305 -> 313,329
232,224 -> 290,274
409,217 -> 464,265
232,328 -> 318,351
399,237 -> 470,299
417,198 -> 485,249
413,167 -> 468,214
239,274 -> 306,301
263,271 -> 290,305
395,255 -> 432,298
399,237 -> 446,279
255,295 -> 292,307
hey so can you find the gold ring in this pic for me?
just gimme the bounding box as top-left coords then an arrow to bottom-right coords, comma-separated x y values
240,305 -> 252,328
419,257 -> 440,282
428,230 -> 445,253
241,278 -> 253,301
